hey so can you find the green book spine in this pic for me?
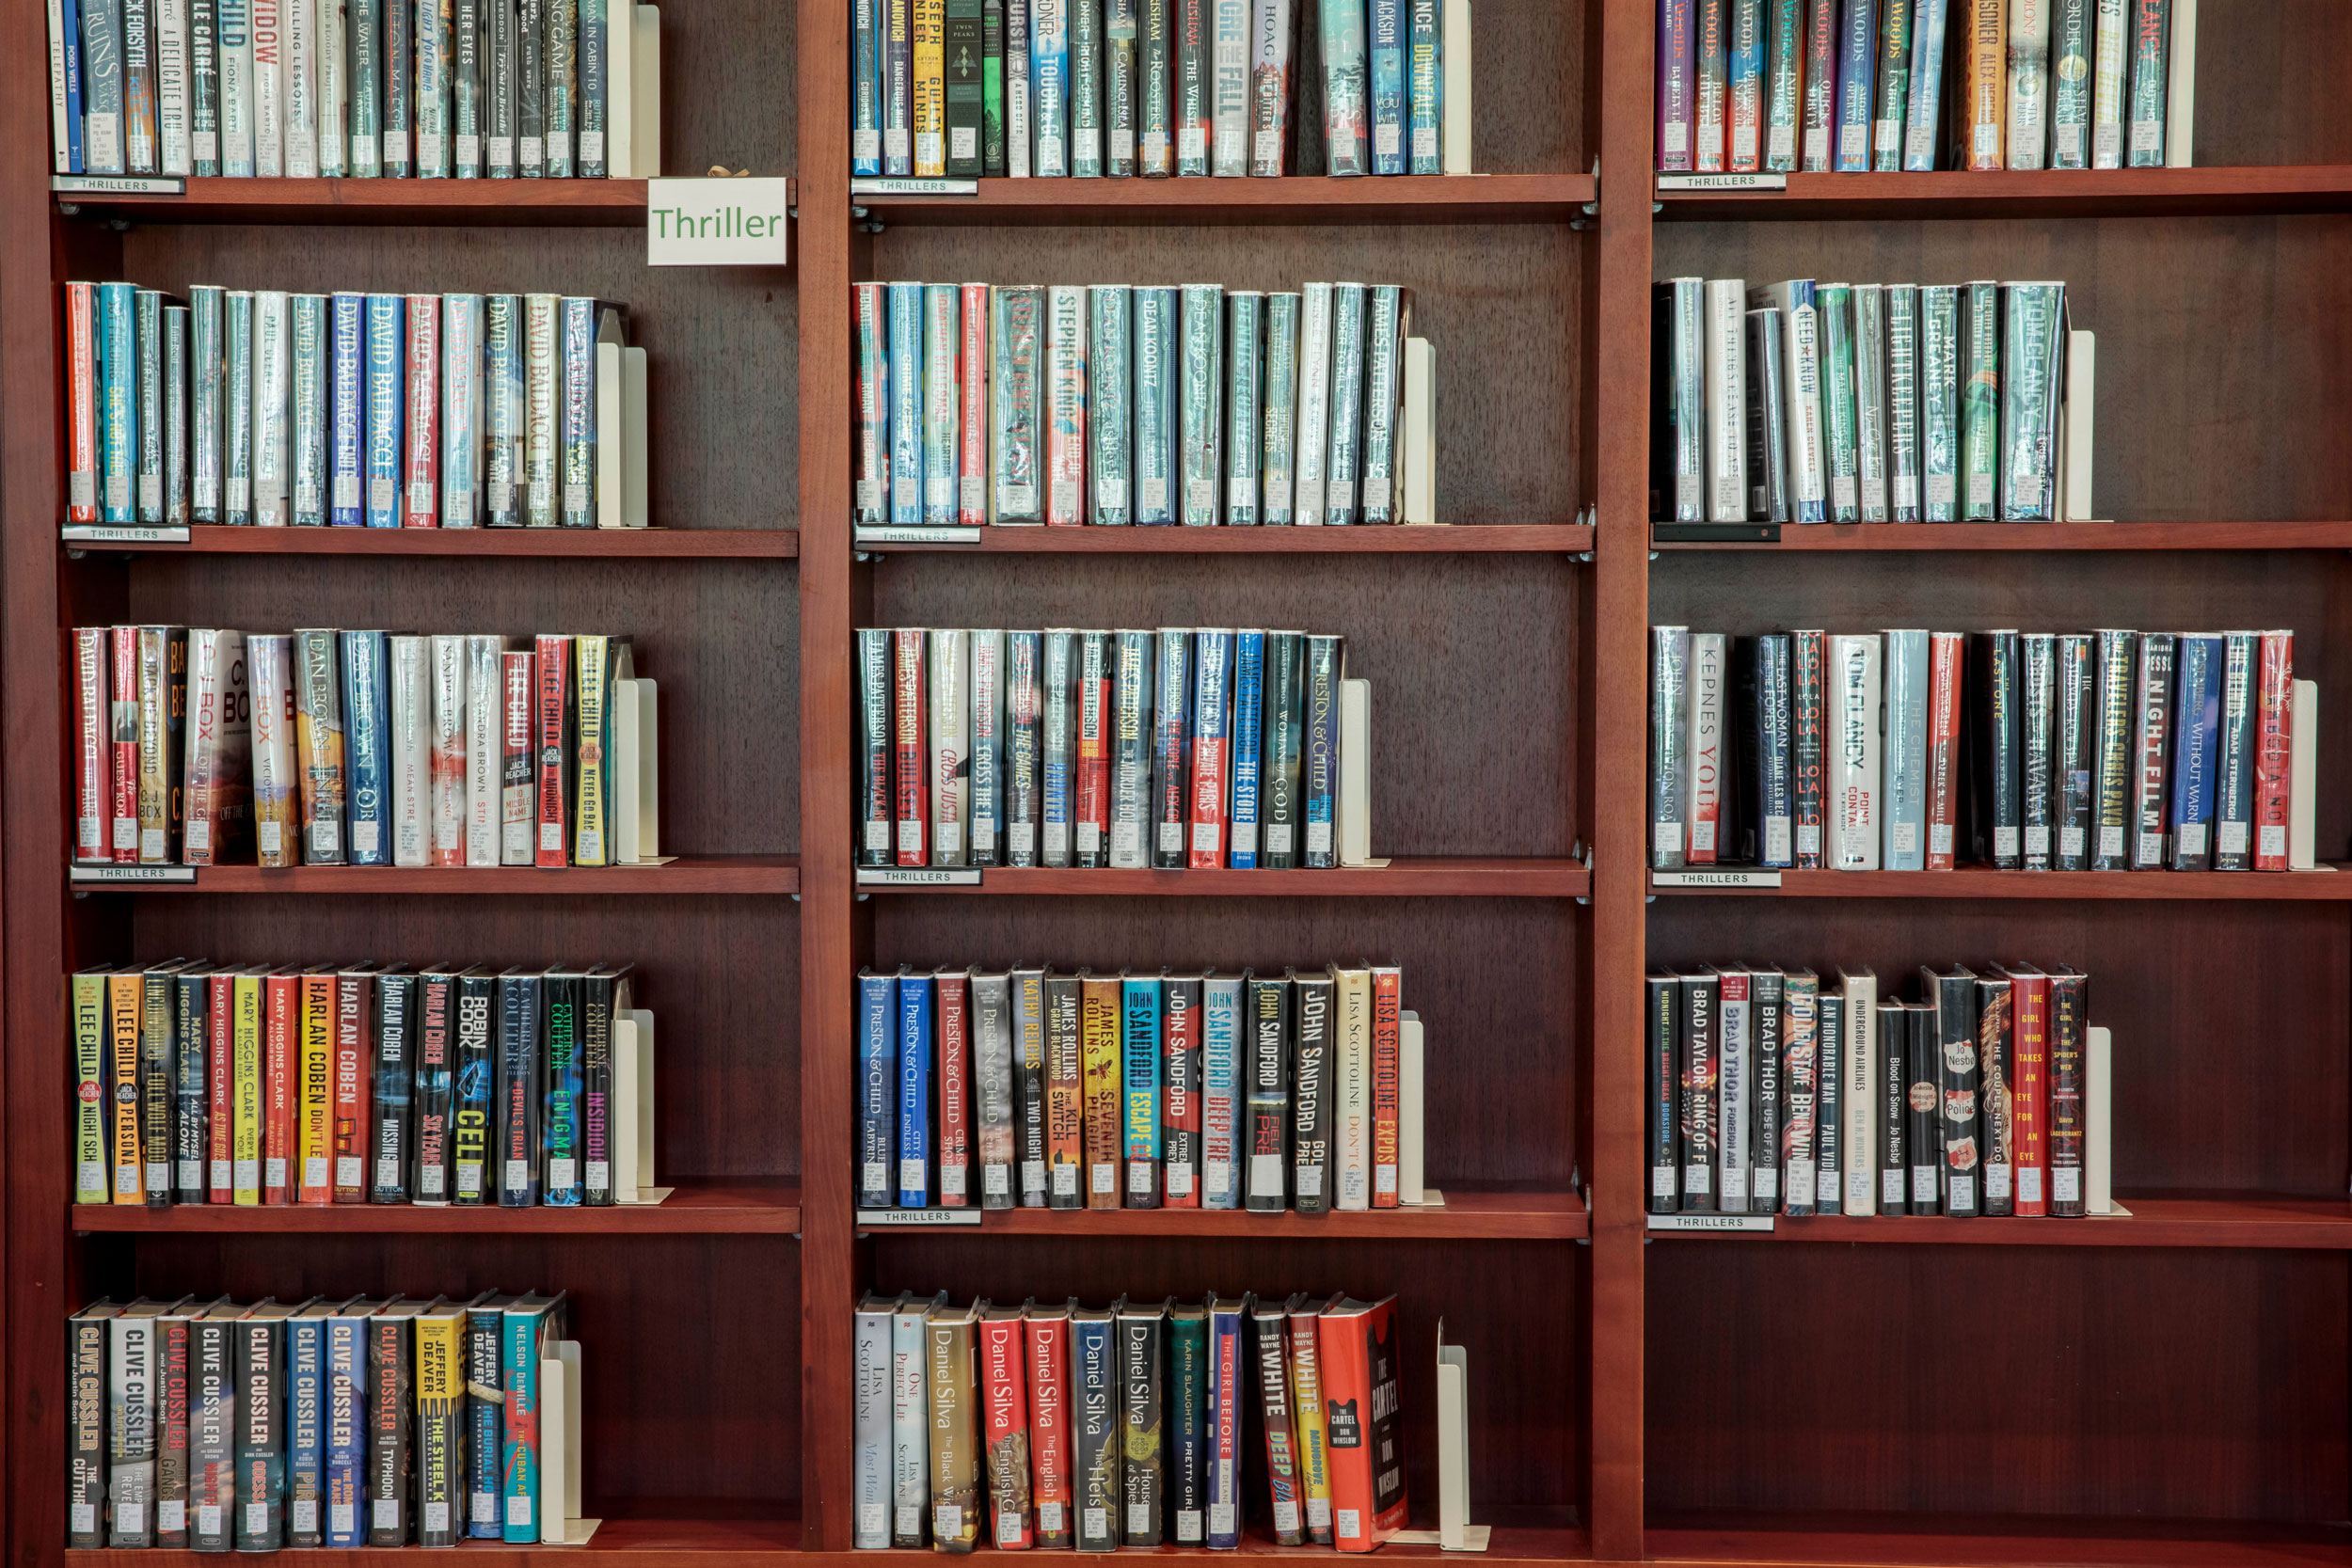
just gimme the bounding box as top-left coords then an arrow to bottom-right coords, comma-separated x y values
1998,282 -> 2063,521
1763,0 -> 1804,170
2049,0 -> 2092,167
1959,279 -> 2000,520
1817,283 -> 1858,522
1918,285 -> 1960,522
1885,285 -> 1921,522
982,0 -> 1006,174
2124,0 -> 2167,167
945,0 -> 984,175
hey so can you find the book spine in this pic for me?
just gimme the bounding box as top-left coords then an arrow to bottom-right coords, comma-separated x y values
946,0 -> 982,174
1933,974 -> 1978,1214
1150,628 -> 1189,865
465,1308 -> 501,1531
1883,286 -> 1919,517
2126,632 -> 2175,869
1081,976 -> 1121,1205
1181,283 -> 1223,524
1262,293 -> 1299,523
2089,628 -> 2136,869
479,296 -> 516,517
1248,0 -> 1290,174
2011,974 -> 2047,1213
1977,978 -> 2012,1212
1366,0 -> 1403,171
2054,632 -> 2094,867
1163,977 -> 1202,1203
1200,977 -> 1242,1207
1903,0 -> 1947,166
1260,632 -> 1303,866
1121,975 -> 1164,1204
1851,286 -> 1886,519
2090,0 -> 2124,166
1658,0 -> 1693,171
1798,0 -> 1836,168
1214,0 -> 1250,172
500,1311 -> 543,1542
1924,632 -> 1963,869
1832,0 -> 1873,170
1817,284 -> 1856,518
2020,633 -> 2056,867
1134,288 -> 1177,524
936,971 -> 971,1204
1174,0 -> 1208,173
2046,971 -> 2088,1213
2210,630 -> 2256,869
1324,283 -> 1365,524
1046,975 -> 1083,1202
1870,0 -> 1910,166
1918,285 -> 1959,519
1035,0 -> 1071,173
174,974 -> 211,1202
1252,1310 -> 1303,1543
2005,0 -> 2048,166
1963,0 -> 2002,167
885,0 -> 913,172
2124,0 -> 2166,166
541,975 -> 582,1204
1044,285 -> 1088,526
2253,630 -> 2293,869
855,0 -> 884,170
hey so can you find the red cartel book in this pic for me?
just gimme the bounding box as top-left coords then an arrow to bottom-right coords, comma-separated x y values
1316,1295 -> 1407,1553
2001,964 -> 2050,1217
1161,977 -> 1200,1207
534,634 -> 573,868
959,283 -> 989,529
2253,630 -> 2294,870
979,1307 -> 1033,1547
1925,631 -> 1964,869
206,973 -> 235,1203
1369,965 -> 1401,1207
937,967 -> 972,1206
110,624 -> 141,862
1024,1301 -> 1074,1549
403,294 -> 440,526
66,281 -> 99,521
264,968 -> 299,1204
332,963 -> 381,1202
892,628 -> 928,866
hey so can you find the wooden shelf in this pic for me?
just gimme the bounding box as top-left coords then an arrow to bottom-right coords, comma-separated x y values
864,860 -> 1591,897
856,172 -> 1597,226
70,1180 -> 802,1234
53,174 -> 661,225
71,856 -> 800,895
1652,520 -> 2352,551
862,522 -> 1593,553
1645,1513 -> 2352,1567
1651,1196 -> 2352,1250
819,1524 -> 1594,1566
1651,866 -> 2351,899
866,1188 -> 1588,1240
1652,165 -> 2352,220
65,524 -> 800,557
64,1510 -> 803,1563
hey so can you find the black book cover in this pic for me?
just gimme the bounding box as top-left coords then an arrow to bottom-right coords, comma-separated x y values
372,971 -> 417,1203
1904,1000 -> 1940,1214
413,968 -> 457,1203
982,0 -> 1007,175
1876,999 -> 1907,1214
1645,973 -> 1677,1213
2128,631 -> 2177,870
1290,0 -> 1326,175
452,967 -> 495,1204
2047,967 -> 2090,1216
1815,993 -> 1843,1215
1287,971 -> 1334,1214
1073,1303 -> 1122,1551
2055,632 -> 2096,870
495,968 -> 545,1207
2020,633 -> 2057,869
946,0 -> 985,176
1249,1299 -> 1305,1544
1976,974 -> 2015,1216
1258,632 -> 1305,869
191,1312 -> 236,1551
1245,974 -> 1291,1212
142,961 -> 191,1210
1018,968 -> 1053,1207
366,1309 -> 413,1545
583,964 -> 632,1206
234,1311 -> 284,1550
1924,965 -> 1979,1215
2090,628 -> 2138,870
1118,1301 -> 1166,1544
172,969 -> 210,1205
1750,969 -> 1783,1211
1163,973 -> 1202,1202
541,968 -> 586,1205
1790,630 -> 1827,866
1969,629 -> 2022,867
1676,971 -> 1718,1212
1732,637 -> 1764,864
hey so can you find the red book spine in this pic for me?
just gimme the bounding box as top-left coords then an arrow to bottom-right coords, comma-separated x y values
1025,1314 -> 1072,1548
207,974 -> 234,1203
1162,984 -> 1200,1207
959,283 -> 989,528
937,969 -> 972,1206
1369,967 -> 1401,1207
264,973 -> 297,1203
2254,630 -> 2294,870
534,633 -> 572,867
980,1315 -> 1032,1548
158,1318 -> 190,1544
66,282 -> 99,521
331,973 -> 372,1201
1073,649 -> 1109,857
403,295 -> 440,525
109,625 -> 140,862
2010,971 -> 2049,1217
1186,662 -> 1228,871
502,650 -> 534,862
74,628 -> 110,861
1317,1299 -> 1407,1552
1687,636 -> 1724,864
893,628 -> 928,864
1925,631 -> 1963,869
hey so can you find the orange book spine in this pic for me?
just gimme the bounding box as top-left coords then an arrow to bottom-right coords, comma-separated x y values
1079,975 -> 1122,1211
1369,968 -> 1401,1208
1963,0 -> 2007,169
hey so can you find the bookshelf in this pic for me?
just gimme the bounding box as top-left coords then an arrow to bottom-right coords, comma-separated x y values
7,0 -> 2352,1564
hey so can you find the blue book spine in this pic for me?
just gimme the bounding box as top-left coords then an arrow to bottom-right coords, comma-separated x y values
98,282 -> 136,523
858,971 -> 897,1209
286,1318 -> 325,1544
1882,627 -> 1928,870
1120,974 -> 1162,1202
2169,633 -> 2222,869
1041,631 -> 1073,859
1205,1301 -> 1243,1544
1836,0 -> 1876,170
897,970 -> 933,1207
1303,633 -> 1342,866
1368,0 -> 1406,174
466,1309 -> 502,1537
1031,0 -> 1069,175
500,1313 -> 540,1543
362,294 -> 405,527
291,295 -> 328,526
81,0 -> 122,173
886,281 -> 925,528
442,294 -> 484,525
1902,0 -> 1947,171
1132,286 -> 1177,525
133,290 -> 161,521
342,629 -> 391,864
884,0 -> 914,174
1406,0 -> 1439,172
1227,630 -> 1263,868
921,284 -> 960,528
328,293 -> 365,525
853,0 -> 883,172
483,295 -> 524,526
324,1319 -> 363,1545
62,0 -> 87,171
1757,634 -> 1794,866
560,297 -> 598,527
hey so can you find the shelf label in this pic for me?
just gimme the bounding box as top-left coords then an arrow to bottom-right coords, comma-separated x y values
850,178 -> 980,197
1655,172 -> 1787,192
61,524 -> 190,545
1651,869 -> 1781,888
71,863 -> 198,884
646,177 -> 790,267
854,526 -> 981,546
856,1207 -> 984,1227
1647,1212 -> 1775,1233
54,174 -> 186,196
857,866 -> 983,887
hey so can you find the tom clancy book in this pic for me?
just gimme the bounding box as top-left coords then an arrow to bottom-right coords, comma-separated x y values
1025,1300 -> 1075,1547
1289,970 -> 1335,1213
1246,974 -> 1291,1212
1161,973 -> 1203,1206
979,1306 -> 1032,1547
452,967 -> 496,1204
1080,974 -> 1122,1209
1286,1296 -> 1334,1544
1045,972 -> 1084,1208
1014,965 -> 1053,1207
1071,1302 -> 1121,1551
974,970 -> 1017,1209
1249,1296 -> 1306,1544
926,1303 -> 981,1552
1118,1300 -> 1166,1545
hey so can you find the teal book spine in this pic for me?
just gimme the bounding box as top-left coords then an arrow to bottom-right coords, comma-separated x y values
1089,285 -> 1133,525
1958,279 -> 1999,520
1816,283 -> 1858,522
1121,974 -> 1163,1204
99,281 -> 137,523
500,1311 -> 542,1542
1223,292 -> 1263,525
134,288 -> 164,522
1323,282 -> 1365,525
1997,282 -> 2063,521
222,290 -> 254,524
291,293 -> 328,526
1917,284 -> 1959,522
1178,284 -> 1223,527
1260,291 -> 1299,525
1132,286 -> 1178,525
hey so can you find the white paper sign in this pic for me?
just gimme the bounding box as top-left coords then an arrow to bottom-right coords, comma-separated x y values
646,178 -> 792,267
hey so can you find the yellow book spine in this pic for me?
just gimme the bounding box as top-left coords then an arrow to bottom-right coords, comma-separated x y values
232,974 -> 264,1204
1287,1311 -> 1334,1544
1965,0 -> 2007,169
72,974 -> 109,1204
1080,977 -> 1122,1210
913,0 -> 946,175
108,974 -> 144,1203
299,976 -> 335,1200
573,637 -> 609,866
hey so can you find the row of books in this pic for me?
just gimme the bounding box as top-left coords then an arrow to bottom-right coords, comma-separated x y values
859,964 -> 1422,1213
857,628 -> 1368,870
46,0 -> 664,177
853,1290 -> 1406,1552
1654,277 -> 2084,526
69,1291 -> 578,1550
850,0 -> 1472,179
1656,0 -> 2195,174
63,283 -> 649,531
1648,627 -> 2313,872
70,626 -> 661,868
1648,963 -> 2103,1218
852,281 -> 1434,531
71,961 -> 655,1209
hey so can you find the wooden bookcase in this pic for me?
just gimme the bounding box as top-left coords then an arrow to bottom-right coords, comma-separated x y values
4,0 -> 2350,1563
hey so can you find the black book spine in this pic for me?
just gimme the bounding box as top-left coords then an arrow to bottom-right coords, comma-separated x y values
453,972 -> 495,1203
1814,994 -> 1843,1215
2128,631 -> 2176,870
1138,0 -> 1173,173
234,1319 -> 282,1550
1733,639 -> 1764,864
373,973 -> 416,1203
2020,633 -> 2057,869
1287,973 -> 1333,1214
1259,633 -> 1304,869
496,972 -> 544,1206
1756,634 -> 1793,866
1021,974 -> 1055,1207
142,968 -> 177,1209
386,0 -> 414,174
1302,635 -> 1343,869
2047,969 -> 2089,1215
1163,975 -> 1201,1199
1973,630 -> 2022,867
2090,628 -> 2138,870
70,1315 -> 108,1548
1904,1002 -> 1940,1214
1976,975 -> 2014,1216
2055,632 -> 2095,870
413,974 -> 455,1202
1790,629 -> 1826,866
173,972 -> 209,1204
1750,971 -> 1783,1211
946,0 -> 985,176
542,972 -> 583,1205
1876,999 -> 1907,1214
366,1316 -> 410,1545
1646,974 -> 1677,1213
582,972 -> 616,1205
1244,975 -> 1290,1212
2214,630 -> 2258,870
1045,974 -> 1083,1209
1677,972 -> 1718,1212
1931,971 -> 1979,1215
190,0 -> 220,175
1119,1308 -> 1166,1544
486,0 -> 516,173
856,628 -> 894,866
454,0 -> 485,172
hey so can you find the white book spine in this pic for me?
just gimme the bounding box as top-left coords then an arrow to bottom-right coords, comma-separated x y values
1839,970 -> 1877,1215
157,0 -> 191,173
48,0 -> 72,171
2164,0 -> 2195,167
1685,632 -> 1724,861
389,635 -> 432,866
1439,0 -> 1470,173
2005,0 -> 2050,169
1715,973 -> 1750,1212
430,634 -> 468,863
929,628 -> 969,864
2090,0 -> 2127,167
249,635 -> 298,865
1334,973 -> 1371,1209
442,294 -> 484,524
2290,678 -> 2317,870
1293,282 -> 1333,524
1211,0 -> 1249,175
282,0 -> 314,173
1852,285 -> 1887,519
852,1305 -> 894,1550
251,291 -> 291,525
1703,278 -> 1746,523
1881,629 -> 1929,870
220,0 -> 255,173
2084,1023 -> 2112,1212
889,1309 -> 930,1542
464,636 -> 502,865
251,0 -> 282,174
1828,633 -> 1883,869
315,0 -> 344,174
